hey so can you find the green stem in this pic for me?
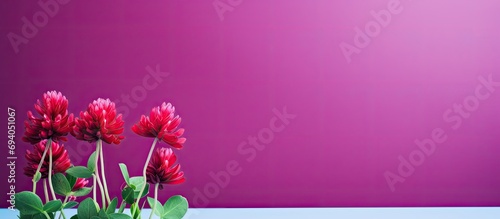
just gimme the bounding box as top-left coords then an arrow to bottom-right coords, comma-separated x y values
98,140 -> 111,204
93,172 -> 106,209
149,183 -> 159,219
33,179 -> 37,194
33,139 -> 52,193
60,209 -> 67,219
94,143 -> 106,209
48,143 -> 57,200
134,138 -> 158,215
118,200 -> 126,213
58,196 -> 69,219
93,175 -> 96,201
42,212 -> 51,219
43,179 -> 49,203
62,195 -> 69,204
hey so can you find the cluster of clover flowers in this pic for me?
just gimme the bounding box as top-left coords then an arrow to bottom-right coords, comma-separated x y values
16,91 -> 188,219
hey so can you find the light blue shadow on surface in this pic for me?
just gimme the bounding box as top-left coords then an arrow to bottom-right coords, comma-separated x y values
2,207 -> 500,219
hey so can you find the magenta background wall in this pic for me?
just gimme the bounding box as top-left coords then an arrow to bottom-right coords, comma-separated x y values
1,0 -> 500,208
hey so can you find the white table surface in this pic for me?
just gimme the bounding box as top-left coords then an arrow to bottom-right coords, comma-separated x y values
2,207 -> 500,219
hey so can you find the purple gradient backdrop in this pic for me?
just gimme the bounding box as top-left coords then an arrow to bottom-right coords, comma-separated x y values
1,0 -> 500,207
